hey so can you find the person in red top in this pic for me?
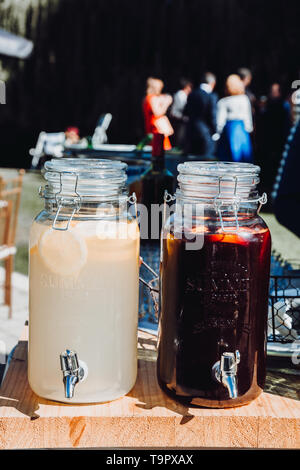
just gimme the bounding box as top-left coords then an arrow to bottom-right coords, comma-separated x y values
143,77 -> 173,150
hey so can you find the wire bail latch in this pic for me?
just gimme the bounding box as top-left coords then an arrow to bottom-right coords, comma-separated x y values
213,176 -> 241,232
52,173 -> 81,231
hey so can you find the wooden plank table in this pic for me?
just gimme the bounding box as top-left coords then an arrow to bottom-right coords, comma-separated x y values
0,327 -> 299,449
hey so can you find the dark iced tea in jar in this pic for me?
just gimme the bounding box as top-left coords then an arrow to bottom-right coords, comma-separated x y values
157,162 -> 271,408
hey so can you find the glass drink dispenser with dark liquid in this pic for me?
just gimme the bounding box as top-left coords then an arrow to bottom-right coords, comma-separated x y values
158,162 -> 271,407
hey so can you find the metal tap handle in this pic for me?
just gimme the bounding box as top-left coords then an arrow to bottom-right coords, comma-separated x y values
220,352 -> 239,374
60,349 -> 80,373
212,350 -> 240,399
60,349 -> 87,399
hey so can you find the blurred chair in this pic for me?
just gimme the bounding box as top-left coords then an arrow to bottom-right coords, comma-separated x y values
0,200 -> 15,318
29,131 -> 65,169
0,170 -> 24,318
92,113 -> 112,147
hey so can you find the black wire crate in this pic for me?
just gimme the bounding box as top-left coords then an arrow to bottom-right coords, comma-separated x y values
268,274 -> 300,343
138,245 -> 300,344
139,243 -> 160,331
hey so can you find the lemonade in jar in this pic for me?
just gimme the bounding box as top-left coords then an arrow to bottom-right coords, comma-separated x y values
29,159 -> 140,403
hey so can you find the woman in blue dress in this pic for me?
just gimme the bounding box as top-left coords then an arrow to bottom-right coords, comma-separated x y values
217,74 -> 253,162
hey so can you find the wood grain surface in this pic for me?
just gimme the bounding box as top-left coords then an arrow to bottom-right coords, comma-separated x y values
0,327 -> 299,449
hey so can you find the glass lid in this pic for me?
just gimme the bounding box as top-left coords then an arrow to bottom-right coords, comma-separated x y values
176,161 -> 261,201
43,158 -> 128,199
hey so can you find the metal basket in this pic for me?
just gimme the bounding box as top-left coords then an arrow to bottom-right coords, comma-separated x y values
139,243 -> 160,332
268,272 -> 300,343
138,245 -> 300,344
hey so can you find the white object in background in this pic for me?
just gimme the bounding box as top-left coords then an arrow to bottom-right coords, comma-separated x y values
64,139 -> 88,150
91,113 -> 112,146
268,300 -> 299,341
29,132 -> 65,168
0,28 -> 33,59
0,340 -> 6,364
267,340 -> 300,358
0,245 -> 17,259
91,144 -> 136,152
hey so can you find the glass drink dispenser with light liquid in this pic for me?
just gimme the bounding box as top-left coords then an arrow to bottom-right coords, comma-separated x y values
29,159 -> 140,403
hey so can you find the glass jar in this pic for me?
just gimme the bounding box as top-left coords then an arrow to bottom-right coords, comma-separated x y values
157,162 -> 271,408
29,159 -> 140,403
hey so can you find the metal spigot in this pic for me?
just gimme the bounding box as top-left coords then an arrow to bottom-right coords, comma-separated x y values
212,350 -> 240,399
60,349 -> 86,399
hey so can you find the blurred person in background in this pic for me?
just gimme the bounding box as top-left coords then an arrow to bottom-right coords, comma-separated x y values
238,67 -> 258,154
257,82 -> 291,191
169,78 -> 193,149
291,86 -> 300,124
254,94 -> 268,167
238,67 -> 256,108
143,77 -> 173,151
217,74 -> 253,162
184,72 -> 217,156
291,71 -> 300,124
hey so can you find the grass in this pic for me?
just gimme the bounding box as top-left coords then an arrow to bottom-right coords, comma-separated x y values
262,211 -> 300,262
14,243 -> 29,275
16,170 -> 44,274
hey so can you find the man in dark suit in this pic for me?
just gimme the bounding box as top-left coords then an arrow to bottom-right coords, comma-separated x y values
184,72 -> 217,156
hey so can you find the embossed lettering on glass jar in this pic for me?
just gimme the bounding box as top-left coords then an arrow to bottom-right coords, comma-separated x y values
29,159 -> 140,403
158,162 -> 271,408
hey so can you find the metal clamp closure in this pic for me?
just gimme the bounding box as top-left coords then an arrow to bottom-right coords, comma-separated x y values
52,173 -> 81,231
214,198 -> 240,232
213,176 -> 240,233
